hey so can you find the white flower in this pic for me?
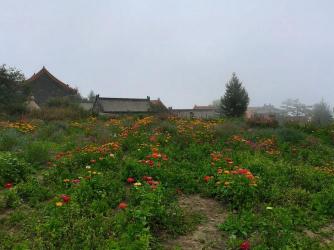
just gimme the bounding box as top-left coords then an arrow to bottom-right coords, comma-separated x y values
86,165 -> 91,169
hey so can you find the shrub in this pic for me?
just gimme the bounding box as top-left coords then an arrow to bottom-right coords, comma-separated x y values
0,152 -> 32,185
35,121 -> 69,142
29,106 -> 89,121
0,65 -> 29,115
23,141 -> 51,165
276,127 -> 306,143
16,178 -> 51,206
312,183 -> 334,217
0,129 -> 21,151
214,118 -> 246,139
246,115 -> 278,128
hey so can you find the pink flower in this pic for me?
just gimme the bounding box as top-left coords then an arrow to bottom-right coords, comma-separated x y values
71,179 -> 80,184
240,240 -> 250,250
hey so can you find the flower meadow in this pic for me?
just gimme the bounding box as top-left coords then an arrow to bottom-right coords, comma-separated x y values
0,116 -> 334,249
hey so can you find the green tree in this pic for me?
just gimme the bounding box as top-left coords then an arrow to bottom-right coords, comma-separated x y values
0,65 -> 29,115
220,73 -> 249,117
311,99 -> 333,127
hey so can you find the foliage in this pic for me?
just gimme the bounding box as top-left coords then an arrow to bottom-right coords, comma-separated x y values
311,99 -> 333,127
220,73 -> 249,117
0,115 -> 333,248
28,106 -> 90,121
0,152 -> 32,185
246,115 -> 278,128
0,65 -> 29,115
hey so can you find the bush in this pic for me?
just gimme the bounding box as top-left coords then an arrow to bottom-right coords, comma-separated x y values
276,128 -> 306,143
29,106 -> 89,121
16,178 -> 51,206
0,129 -> 21,151
0,65 -> 29,115
23,141 -> 51,165
246,115 -> 278,128
0,152 -> 32,185
312,183 -> 334,217
214,118 -> 246,139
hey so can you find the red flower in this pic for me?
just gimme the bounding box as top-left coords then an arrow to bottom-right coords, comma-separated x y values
240,240 -> 250,250
237,169 -> 249,175
152,152 -> 160,159
127,177 -> 135,183
118,202 -> 127,209
143,176 -> 153,181
90,159 -> 96,164
245,174 -> 255,180
147,180 -> 154,185
203,176 -> 213,183
149,135 -> 157,142
148,160 -> 154,167
60,194 -> 71,203
4,182 -> 13,189
71,179 -> 80,184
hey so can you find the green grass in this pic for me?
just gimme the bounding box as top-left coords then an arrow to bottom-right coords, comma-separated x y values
0,117 -> 333,249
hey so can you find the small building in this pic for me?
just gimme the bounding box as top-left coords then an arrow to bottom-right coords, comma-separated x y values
25,67 -> 78,105
171,105 -> 219,119
92,95 -> 167,116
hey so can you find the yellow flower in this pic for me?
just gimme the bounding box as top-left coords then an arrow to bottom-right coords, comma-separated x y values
134,182 -> 142,187
56,202 -> 63,207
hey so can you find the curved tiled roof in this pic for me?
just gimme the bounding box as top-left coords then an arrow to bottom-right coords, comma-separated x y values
25,66 -> 77,94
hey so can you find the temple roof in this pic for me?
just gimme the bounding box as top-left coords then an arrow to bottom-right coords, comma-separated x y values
25,66 -> 77,94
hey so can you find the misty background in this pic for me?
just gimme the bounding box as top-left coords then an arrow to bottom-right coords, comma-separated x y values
1,0 -> 333,108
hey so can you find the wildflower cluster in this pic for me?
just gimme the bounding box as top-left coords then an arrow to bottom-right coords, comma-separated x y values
139,147 -> 168,167
127,176 -> 160,190
3,121 -> 36,133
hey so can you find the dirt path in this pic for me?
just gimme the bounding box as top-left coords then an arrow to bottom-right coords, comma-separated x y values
305,221 -> 334,246
162,195 -> 228,250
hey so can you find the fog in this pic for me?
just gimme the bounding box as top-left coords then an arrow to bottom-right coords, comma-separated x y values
1,0 -> 333,108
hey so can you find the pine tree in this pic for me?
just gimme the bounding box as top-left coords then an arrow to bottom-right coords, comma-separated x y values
220,73 -> 249,117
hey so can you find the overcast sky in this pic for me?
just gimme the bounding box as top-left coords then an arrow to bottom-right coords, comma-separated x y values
1,0 -> 333,108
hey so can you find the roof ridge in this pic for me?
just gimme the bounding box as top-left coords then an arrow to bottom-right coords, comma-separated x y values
99,97 -> 150,101
25,67 -> 77,94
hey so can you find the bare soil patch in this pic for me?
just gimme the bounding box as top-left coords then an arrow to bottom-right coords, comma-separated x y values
305,221 -> 334,246
162,195 -> 228,250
